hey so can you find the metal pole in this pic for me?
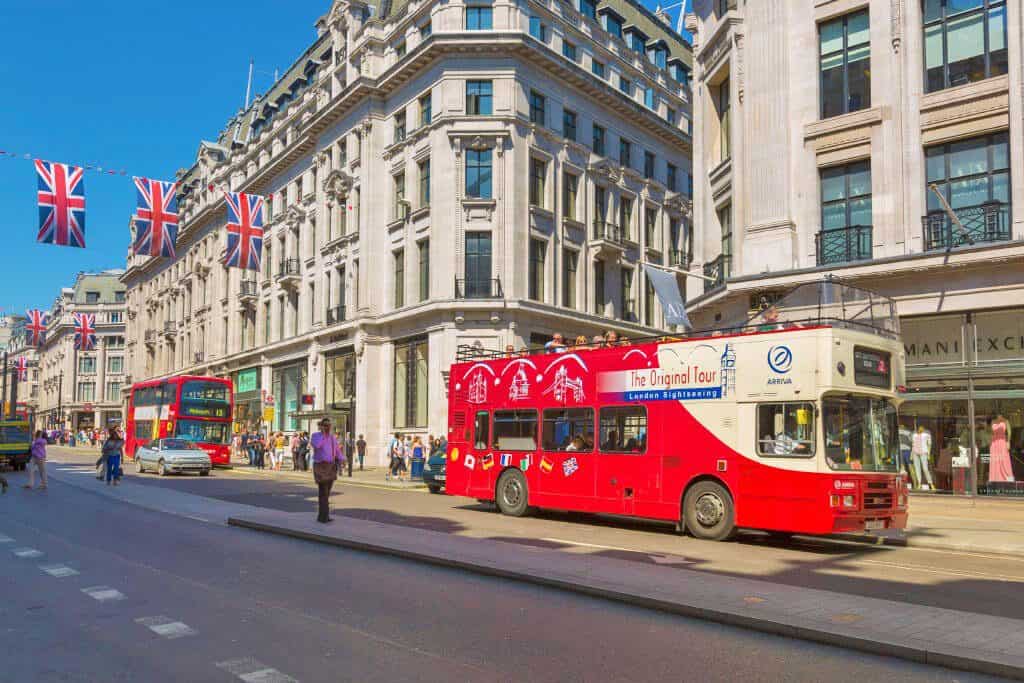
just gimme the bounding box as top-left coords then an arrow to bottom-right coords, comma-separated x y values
57,370 -> 63,432
2,351 -> 7,418
10,364 -> 18,421
928,183 -> 975,246
966,313 -> 978,497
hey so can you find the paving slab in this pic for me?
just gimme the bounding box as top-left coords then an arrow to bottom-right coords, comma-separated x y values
229,508 -> 1024,681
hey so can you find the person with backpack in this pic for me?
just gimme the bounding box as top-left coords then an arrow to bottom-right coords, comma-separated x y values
386,432 -> 403,482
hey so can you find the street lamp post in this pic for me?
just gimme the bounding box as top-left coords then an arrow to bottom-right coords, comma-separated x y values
57,370 -> 63,432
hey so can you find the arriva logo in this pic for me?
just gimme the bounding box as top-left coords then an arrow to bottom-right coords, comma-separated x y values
768,345 -> 793,374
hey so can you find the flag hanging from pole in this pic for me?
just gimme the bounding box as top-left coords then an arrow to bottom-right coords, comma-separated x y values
25,309 -> 48,346
73,313 -> 97,351
16,357 -> 27,382
36,159 -> 86,248
133,177 -> 179,258
223,191 -> 265,271
643,264 -> 692,329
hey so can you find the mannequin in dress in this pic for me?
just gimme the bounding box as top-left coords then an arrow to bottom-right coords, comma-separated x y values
988,415 -> 1014,484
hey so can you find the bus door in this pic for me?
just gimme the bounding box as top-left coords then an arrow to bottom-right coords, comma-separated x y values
466,410 -> 492,498
537,408 -> 596,502
596,405 -> 649,515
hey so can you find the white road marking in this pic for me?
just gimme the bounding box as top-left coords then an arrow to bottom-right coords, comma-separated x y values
216,658 -> 298,683
0,534 -> 14,543
39,564 -> 79,578
135,616 -> 197,639
541,537 -> 642,553
858,558 -> 1024,582
12,547 -> 43,559
82,586 -> 125,602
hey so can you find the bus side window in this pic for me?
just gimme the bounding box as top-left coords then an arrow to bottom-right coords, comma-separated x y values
542,408 -> 595,451
492,410 -> 538,451
757,402 -> 815,456
599,406 -> 647,453
474,411 -> 489,450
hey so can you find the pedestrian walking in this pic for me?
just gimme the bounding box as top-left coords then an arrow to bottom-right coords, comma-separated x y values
297,432 -> 310,471
255,433 -> 266,470
274,432 -> 287,470
344,432 -> 355,478
101,426 -> 124,486
311,418 -> 344,523
387,433 -> 403,482
356,434 -> 366,471
291,432 -> 302,471
23,430 -> 48,491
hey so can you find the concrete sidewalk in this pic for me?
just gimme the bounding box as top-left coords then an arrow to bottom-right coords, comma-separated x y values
227,457 -> 428,490
229,508 -> 1024,680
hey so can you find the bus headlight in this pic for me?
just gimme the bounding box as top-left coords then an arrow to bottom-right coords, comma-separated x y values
842,494 -> 856,508
830,494 -> 858,508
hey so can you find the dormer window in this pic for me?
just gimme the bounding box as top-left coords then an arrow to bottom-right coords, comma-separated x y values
669,61 -> 690,86
605,14 -> 623,38
647,44 -> 667,70
624,27 -> 648,55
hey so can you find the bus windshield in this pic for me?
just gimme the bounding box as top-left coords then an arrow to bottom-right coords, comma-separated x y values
175,420 -> 229,445
0,424 -> 31,443
823,395 -> 898,472
180,381 -> 231,419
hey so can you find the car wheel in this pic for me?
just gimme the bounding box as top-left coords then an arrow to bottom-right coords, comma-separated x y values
495,469 -> 530,517
135,457 -> 144,474
683,480 -> 736,541
200,469 -> 210,477
158,460 -> 168,476
428,484 -> 441,494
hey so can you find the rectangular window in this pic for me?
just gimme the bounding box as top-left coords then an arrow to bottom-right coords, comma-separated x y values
114,290 -> 126,303
592,60 -> 606,78
393,249 -> 405,308
606,14 -> 623,38
820,10 -> 871,118
394,337 -> 428,428
325,351 -> 356,408
925,0 -> 1007,93
619,77 -> 631,96
670,63 -> 690,86
79,356 -> 96,374
529,238 -> 546,301
630,33 -> 645,54
474,411 -> 490,449
594,185 -> 606,220
394,111 -> 406,143
493,410 -> 538,450
619,139 -> 631,168
542,408 -> 594,451
593,258 -> 605,314
418,240 -> 430,302
853,347 -> 892,389
719,205 -> 733,261
394,172 -> 407,219
666,107 -> 677,126
563,109 -> 577,141
716,78 -> 731,161
465,231 -> 493,297
620,267 -> 633,320
644,151 -> 655,179
395,41 -> 406,58
106,356 -> 123,374
419,21 -> 432,38
465,149 -> 493,198
529,90 -> 546,125
644,87 -> 655,109
667,163 -> 678,192
820,161 -> 873,264
465,5 -> 493,30
649,47 -> 667,70
109,311 -> 123,323
466,80 -> 493,115
757,403 -> 816,456
77,381 -> 96,402
562,172 -> 578,220
562,249 -> 578,309
592,124 -> 606,156
529,16 -> 546,41
563,41 -> 578,62
529,157 -> 546,207
419,93 -> 432,126
580,0 -> 597,20
644,207 -> 657,246
105,382 -> 122,403
599,406 -> 647,452
418,158 -> 431,207
86,291 -> 99,304
619,196 -> 633,239
924,132 -> 1011,249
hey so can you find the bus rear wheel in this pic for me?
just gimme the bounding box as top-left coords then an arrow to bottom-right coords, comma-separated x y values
684,481 -> 736,541
496,469 -> 530,517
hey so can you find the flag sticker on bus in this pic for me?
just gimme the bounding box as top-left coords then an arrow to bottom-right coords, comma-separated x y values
539,455 -> 553,473
463,453 -> 476,469
500,453 -> 512,467
519,456 -> 531,472
482,454 -> 494,470
562,457 -> 579,477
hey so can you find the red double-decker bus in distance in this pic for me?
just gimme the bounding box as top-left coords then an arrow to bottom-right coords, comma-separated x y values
446,281 -> 909,541
126,376 -> 234,467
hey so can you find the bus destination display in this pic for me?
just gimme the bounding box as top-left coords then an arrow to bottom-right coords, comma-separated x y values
853,347 -> 891,388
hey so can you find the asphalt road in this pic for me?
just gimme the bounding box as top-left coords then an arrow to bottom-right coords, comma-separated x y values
49,447 -> 1024,622
0,460 -> 1005,682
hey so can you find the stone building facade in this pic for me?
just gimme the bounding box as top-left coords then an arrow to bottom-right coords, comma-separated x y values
36,271 -> 128,432
2,318 -> 41,420
121,0 -> 694,464
685,0 -> 1024,492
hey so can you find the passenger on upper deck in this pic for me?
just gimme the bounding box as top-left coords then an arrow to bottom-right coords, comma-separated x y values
545,334 -> 568,354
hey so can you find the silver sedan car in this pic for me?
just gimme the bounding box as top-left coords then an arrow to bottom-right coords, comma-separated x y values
135,438 -> 212,477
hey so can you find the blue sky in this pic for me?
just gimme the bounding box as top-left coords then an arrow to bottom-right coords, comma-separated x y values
0,0 -> 687,316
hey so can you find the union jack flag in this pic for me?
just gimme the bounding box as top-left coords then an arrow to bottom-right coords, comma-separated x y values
223,191 -> 265,271
25,309 -> 48,346
36,160 -> 86,248
73,313 -> 97,351
133,177 -> 179,258
15,357 -> 28,382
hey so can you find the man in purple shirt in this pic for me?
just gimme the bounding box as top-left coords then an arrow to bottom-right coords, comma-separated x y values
310,418 -> 345,523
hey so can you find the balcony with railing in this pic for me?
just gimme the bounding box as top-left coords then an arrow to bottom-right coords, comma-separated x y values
326,305 -> 347,325
815,224 -> 873,266
143,329 -> 158,346
921,201 -> 1010,252
276,258 -> 301,288
239,280 -> 259,302
592,220 -> 625,253
455,277 -> 503,299
668,248 -> 691,269
162,320 -> 178,338
703,254 -> 731,294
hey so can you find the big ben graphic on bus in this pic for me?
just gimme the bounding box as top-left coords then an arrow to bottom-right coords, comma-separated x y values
720,343 -> 736,398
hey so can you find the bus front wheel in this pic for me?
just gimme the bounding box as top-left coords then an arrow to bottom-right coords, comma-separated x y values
496,469 -> 530,517
683,481 -> 736,541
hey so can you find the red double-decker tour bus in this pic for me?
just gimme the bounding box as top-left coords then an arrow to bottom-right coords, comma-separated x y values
446,282 -> 909,540
125,375 -> 234,467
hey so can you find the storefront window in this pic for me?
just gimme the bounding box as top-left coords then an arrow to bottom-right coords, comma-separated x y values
272,364 -> 306,431
394,337 -> 428,428
325,351 -> 356,409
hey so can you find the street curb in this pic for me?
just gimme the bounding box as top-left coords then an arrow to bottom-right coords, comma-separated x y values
228,516 -> 1024,681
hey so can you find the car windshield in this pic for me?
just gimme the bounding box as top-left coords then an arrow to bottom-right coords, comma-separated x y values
822,395 -> 899,472
161,439 -> 195,451
174,420 -> 229,445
